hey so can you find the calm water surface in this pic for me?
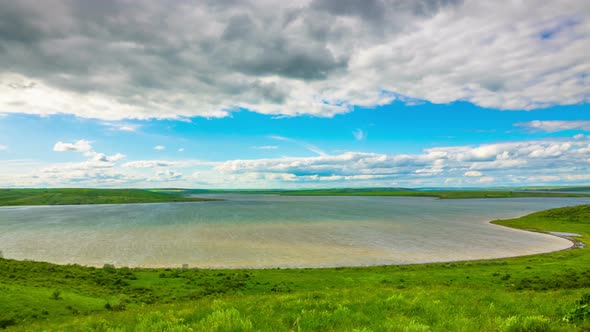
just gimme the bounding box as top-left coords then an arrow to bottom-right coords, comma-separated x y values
0,195 -> 588,268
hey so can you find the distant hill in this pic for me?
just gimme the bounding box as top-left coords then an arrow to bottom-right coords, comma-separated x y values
0,188 -> 215,206
152,187 -> 417,195
153,187 -> 590,199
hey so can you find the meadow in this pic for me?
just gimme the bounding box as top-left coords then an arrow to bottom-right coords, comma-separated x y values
1,203 -> 590,331
1,188 -> 589,207
0,189 -> 214,206
158,187 -> 590,199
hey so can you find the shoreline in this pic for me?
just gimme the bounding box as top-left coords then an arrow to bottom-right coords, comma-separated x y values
1,212 -> 580,270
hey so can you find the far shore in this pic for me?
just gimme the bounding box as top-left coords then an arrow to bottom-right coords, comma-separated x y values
2,187 -> 590,207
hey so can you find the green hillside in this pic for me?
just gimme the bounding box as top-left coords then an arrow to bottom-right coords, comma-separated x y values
0,189 -> 215,206
1,204 -> 590,330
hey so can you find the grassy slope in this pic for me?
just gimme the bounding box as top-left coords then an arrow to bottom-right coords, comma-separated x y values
154,187 -> 415,195
0,189 -> 214,206
517,186 -> 590,192
279,189 -> 590,199
158,187 -> 590,199
1,205 -> 590,330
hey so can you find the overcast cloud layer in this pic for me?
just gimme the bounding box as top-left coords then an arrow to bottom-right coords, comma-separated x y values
1,0 -> 589,120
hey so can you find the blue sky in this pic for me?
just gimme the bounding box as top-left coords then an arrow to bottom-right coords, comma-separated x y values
1,102 -> 589,188
0,0 -> 589,188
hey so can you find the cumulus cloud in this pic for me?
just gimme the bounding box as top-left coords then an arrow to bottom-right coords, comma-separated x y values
4,134 -> 590,188
43,152 -> 126,172
89,152 -> 125,163
154,145 -> 166,151
102,122 -> 140,132
0,145 -> 7,151
515,120 -> 590,133
464,171 -> 482,177
22,139 -> 129,186
53,140 -> 92,152
215,136 -> 590,186
178,148 -> 185,152
152,169 -> 183,181
122,159 -> 218,169
123,160 -> 178,168
478,177 -> 495,183
0,0 -> 588,121
37,169 -> 145,187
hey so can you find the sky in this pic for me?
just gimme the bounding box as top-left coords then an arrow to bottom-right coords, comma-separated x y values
0,0 -> 589,188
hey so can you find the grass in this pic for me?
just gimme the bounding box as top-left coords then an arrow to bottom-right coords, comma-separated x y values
2,188 -> 589,207
2,204 -> 590,330
158,187 -> 590,199
278,189 -> 590,199
0,189 -> 216,206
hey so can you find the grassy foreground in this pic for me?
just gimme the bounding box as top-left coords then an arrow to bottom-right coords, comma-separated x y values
1,205 -> 590,331
0,189 -> 214,206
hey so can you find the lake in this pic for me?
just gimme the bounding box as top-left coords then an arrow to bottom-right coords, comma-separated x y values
0,195 -> 588,268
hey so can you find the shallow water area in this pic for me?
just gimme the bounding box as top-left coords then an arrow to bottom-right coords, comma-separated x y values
0,195 -> 588,268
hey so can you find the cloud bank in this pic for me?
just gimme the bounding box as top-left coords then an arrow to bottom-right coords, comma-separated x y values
3,136 -> 590,188
0,0 -> 588,120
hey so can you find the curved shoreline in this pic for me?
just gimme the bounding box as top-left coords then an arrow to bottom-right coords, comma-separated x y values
487,220 -> 578,255
1,205 -> 584,270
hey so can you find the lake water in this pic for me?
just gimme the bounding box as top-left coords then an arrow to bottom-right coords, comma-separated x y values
0,195 -> 588,268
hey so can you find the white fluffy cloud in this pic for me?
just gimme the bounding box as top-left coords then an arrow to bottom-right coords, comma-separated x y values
89,152 -> 126,163
102,123 -> 140,132
464,171 -> 482,177
123,160 -> 178,168
515,120 -> 590,132
212,137 -> 590,186
154,146 -> 166,151
152,169 -> 183,181
4,136 -> 590,188
0,145 -> 7,151
53,140 -> 92,152
0,0 -> 588,120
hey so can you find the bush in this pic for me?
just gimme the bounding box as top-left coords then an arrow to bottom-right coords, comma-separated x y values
563,293 -> 590,323
103,264 -> 116,271
105,295 -> 128,312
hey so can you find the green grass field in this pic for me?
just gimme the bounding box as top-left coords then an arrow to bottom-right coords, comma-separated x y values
0,189 -> 215,206
279,189 -> 590,199
156,187 -> 590,199
1,204 -> 590,330
2,188 -> 589,207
